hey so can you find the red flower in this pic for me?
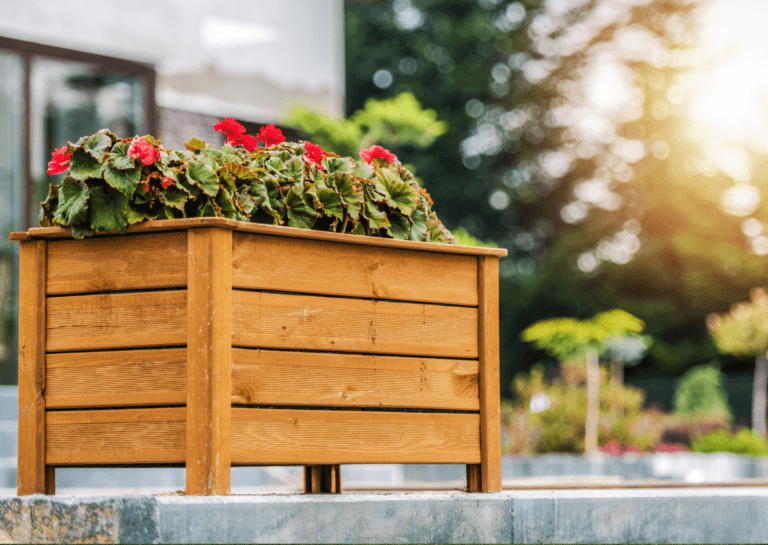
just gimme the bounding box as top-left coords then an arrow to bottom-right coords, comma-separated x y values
161,177 -> 173,189
359,145 -> 397,165
304,142 -> 328,165
231,133 -> 259,152
599,441 -> 622,456
47,146 -> 73,175
214,117 -> 246,139
655,443 -> 687,453
128,138 -> 158,166
142,174 -> 151,193
257,124 -> 285,147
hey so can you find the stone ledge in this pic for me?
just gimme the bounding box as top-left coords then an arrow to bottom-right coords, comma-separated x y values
2,488 -> 768,543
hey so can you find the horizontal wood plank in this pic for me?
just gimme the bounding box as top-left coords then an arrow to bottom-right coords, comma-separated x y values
17,218 -> 508,257
46,408 -> 186,465
45,349 -> 187,408
232,291 -> 478,358
46,291 -> 187,352
232,233 -> 477,306
46,232 -> 187,295
231,408 -> 481,465
232,349 -> 479,410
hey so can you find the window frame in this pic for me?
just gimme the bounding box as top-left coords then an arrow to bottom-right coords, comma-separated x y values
0,35 -> 157,230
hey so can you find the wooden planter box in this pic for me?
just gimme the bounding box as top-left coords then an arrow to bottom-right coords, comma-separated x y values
11,218 -> 506,495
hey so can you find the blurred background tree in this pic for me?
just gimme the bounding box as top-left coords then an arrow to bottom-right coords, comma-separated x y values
521,309 -> 645,453
289,0 -> 768,424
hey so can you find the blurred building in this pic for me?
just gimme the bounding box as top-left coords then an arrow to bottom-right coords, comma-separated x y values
0,0 -> 345,384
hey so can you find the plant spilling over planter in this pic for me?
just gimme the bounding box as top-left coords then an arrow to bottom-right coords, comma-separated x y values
40,119 -> 456,243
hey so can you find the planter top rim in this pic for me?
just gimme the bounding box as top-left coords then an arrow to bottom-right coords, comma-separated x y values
9,217 -> 508,257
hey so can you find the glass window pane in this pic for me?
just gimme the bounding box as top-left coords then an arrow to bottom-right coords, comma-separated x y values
0,50 -> 23,385
29,57 -> 149,222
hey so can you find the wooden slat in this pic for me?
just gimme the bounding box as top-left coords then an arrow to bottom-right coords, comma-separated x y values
186,227 -> 232,495
45,349 -> 186,408
477,256 -> 502,492
232,292 -> 478,359
17,218 -> 509,257
46,231 -> 187,295
232,349 -> 479,410
45,291 -> 187,352
232,232 -> 477,306
231,408 -> 480,465
17,240 -> 51,495
45,408 -> 186,465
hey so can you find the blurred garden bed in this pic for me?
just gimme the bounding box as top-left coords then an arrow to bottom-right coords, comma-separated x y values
502,362 -> 768,458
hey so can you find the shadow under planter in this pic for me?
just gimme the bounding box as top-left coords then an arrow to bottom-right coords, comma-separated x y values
10,218 -> 506,495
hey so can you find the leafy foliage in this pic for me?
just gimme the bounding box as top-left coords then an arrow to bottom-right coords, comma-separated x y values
691,428 -> 768,457
708,288 -> 768,357
520,309 -> 645,361
673,363 -> 732,421
38,129 -> 456,243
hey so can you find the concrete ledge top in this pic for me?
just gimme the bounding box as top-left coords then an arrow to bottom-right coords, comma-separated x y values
3,488 -> 768,544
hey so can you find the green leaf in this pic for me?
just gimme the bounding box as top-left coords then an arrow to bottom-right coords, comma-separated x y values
216,187 -> 238,219
71,225 -> 94,239
409,206 -> 428,241
249,181 -> 281,224
426,213 -> 456,244
160,186 -> 188,211
322,156 -> 353,174
285,156 -> 305,183
187,160 -> 220,197
53,178 -> 90,227
375,170 -> 419,216
197,198 -> 220,218
125,202 -> 154,225
83,133 -> 113,163
89,185 -> 128,234
363,197 -> 391,231
69,149 -> 106,181
329,172 -> 363,221
220,161 -> 257,181
108,141 -> 136,170
350,223 -> 366,236
184,137 -> 207,151
384,211 -> 411,240
354,162 -> 374,179
317,186 -> 345,221
104,164 -> 141,197
39,184 -> 59,227
285,185 -> 320,229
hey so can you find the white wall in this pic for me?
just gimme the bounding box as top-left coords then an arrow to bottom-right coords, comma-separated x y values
0,0 -> 345,123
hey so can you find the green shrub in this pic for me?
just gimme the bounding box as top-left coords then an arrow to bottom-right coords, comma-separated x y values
673,363 -> 732,420
691,428 -> 768,456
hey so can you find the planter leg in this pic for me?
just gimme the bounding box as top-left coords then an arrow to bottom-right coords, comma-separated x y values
466,464 -> 481,492
186,228 -> 232,495
17,240 -> 50,496
304,465 -> 341,493
477,256 -> 502,493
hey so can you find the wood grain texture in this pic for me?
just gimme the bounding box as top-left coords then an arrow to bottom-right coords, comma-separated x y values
18,218 -> 508,257
477,256 -> 502,492
233,291 -> 478,359
231,349 -> 479,410
46,231 -> 187,295
304,465 -> 341,494
232,232 -> 478,306
231,408 -> 481,465
466,464 -> 481,492
17,240 -> 50,495
45,291 -> 187,352
45,408 -> 186,465
186,227 -> 232,495
45,349 -> 186,408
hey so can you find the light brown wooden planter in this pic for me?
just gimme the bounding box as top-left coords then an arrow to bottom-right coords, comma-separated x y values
10,218 -> 507,495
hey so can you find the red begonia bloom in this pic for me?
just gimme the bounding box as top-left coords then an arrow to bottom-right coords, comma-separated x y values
214,117 -> 247,139
47,146 -> 73,175
304,142 -> 327,164
599,441 -> 622,456
142,174 -> 151,193
257,124 -> 285,147
128,138 -> 158,165
161,177 -> 173,189
231,133 -> 259,152
359,145 -> 397,165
